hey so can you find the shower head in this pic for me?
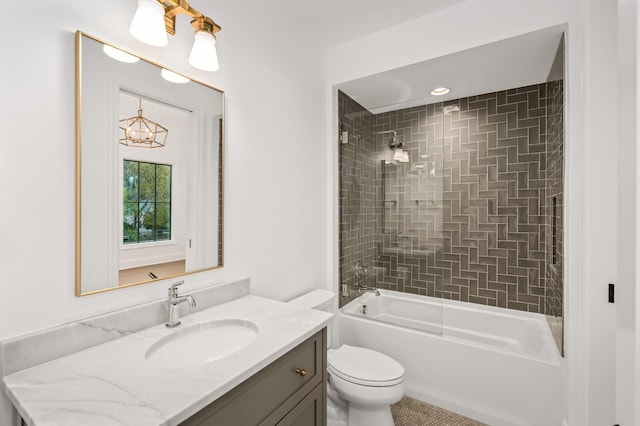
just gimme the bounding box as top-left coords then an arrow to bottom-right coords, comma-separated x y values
375,130 -> 409,162
375,130 -> 398,145
390,141 -> 409,163
377,132 -> 401,148
443,105 -> 460,114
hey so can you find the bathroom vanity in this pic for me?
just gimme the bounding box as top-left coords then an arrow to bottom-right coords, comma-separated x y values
0,280 -> 331,425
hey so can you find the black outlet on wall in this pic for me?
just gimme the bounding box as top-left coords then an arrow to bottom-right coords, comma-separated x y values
608,283 -> 615,303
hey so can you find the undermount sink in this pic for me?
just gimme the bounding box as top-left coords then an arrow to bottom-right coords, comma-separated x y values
145,319 -> 258,368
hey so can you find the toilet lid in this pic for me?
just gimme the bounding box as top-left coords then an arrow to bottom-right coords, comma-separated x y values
328,345 -> 404,387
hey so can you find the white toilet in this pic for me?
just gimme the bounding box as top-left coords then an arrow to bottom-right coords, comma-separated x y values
288,290 -> 406,426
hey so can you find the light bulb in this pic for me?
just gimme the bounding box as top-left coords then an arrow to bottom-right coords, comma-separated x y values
129,0 -> 168,47
189,31 -> 219,71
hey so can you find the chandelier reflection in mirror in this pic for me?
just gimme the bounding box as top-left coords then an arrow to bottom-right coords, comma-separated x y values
119,98 -> 169,148
129,0 -> 221,72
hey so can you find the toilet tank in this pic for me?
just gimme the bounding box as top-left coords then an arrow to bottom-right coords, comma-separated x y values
288,289 -> 335,311
288,289 -> 336,347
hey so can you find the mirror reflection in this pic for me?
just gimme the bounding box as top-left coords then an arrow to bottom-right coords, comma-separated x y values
76,32 -> 224,296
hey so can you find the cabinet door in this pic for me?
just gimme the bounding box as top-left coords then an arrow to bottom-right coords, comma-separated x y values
181,329 -> 326,426
275,384 -> 324,426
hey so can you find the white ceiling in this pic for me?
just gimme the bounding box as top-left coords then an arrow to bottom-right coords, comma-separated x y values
338,25 -> 565,113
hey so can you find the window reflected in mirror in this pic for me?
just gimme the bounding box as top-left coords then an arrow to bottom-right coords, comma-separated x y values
122,160 -> 173,245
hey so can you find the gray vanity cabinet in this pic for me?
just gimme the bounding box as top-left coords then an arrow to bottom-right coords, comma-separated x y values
181,328 -> 327,426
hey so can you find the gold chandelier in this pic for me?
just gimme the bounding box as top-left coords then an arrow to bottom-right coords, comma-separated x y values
119,98 -> 168,148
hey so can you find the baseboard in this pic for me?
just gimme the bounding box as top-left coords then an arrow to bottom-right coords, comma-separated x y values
119,253 -> 184,270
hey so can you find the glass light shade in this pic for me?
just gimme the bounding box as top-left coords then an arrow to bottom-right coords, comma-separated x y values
103,45 -> 140,63
129,0 -> 168,47
189,31 -> 219,71
400,150 -> 410,163
393,148 -> 404,162
161,68 -> 190,84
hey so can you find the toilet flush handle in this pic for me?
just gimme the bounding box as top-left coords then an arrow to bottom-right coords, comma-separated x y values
295,368 -> 307,377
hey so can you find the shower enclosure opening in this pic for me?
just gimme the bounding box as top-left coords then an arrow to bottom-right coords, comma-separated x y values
337,28 -> 565,357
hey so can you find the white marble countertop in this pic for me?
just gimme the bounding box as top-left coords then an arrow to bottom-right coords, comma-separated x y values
2,295 -> 332,426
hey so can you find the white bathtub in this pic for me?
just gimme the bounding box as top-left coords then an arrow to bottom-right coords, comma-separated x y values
338,290 -> 564,426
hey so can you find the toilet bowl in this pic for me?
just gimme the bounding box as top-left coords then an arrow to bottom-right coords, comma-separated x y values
288,290 -> 406,426
328,344 -> 405,426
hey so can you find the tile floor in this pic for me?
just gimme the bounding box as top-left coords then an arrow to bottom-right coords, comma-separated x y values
391,396 -> 487,426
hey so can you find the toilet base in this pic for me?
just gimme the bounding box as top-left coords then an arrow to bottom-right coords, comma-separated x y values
327,388 -> 348,426
348,403 -> 394,426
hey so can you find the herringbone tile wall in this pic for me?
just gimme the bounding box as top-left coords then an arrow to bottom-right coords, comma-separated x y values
373,86 -> 549,313
338,75 -> 563,320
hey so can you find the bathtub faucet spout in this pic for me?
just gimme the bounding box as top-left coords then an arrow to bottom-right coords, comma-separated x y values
357,285 -> 380,297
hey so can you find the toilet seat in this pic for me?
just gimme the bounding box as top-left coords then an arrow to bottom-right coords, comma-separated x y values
328,345 -> 404,387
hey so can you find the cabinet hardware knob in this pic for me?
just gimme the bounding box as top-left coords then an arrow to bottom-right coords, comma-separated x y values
295,368 -> 307,377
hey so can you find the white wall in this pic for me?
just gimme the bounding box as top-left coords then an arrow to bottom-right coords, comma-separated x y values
0,0 -> 327,423
616,0 -> 638,424
579,0 -> 618,423
326,0 -> 625,424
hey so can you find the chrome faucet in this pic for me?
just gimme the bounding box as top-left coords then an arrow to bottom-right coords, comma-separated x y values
357,285 -> 381,297
166,280 -> 196,328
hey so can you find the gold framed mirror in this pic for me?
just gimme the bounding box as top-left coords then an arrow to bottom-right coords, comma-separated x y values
75,31 -> 224,296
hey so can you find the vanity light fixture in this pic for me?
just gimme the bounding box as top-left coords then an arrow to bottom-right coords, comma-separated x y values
119,98 -> 169,148
430,87 -> 450,96
129,0 -> 221,72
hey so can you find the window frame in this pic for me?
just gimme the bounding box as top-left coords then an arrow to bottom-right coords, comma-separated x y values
122,159 -> 173,246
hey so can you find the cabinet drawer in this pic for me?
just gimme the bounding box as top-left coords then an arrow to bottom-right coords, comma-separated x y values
182,329 -> 326,426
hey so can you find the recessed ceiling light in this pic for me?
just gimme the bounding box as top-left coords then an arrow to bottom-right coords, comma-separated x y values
161,68 -> 191,84
430,87 -> 450,96
103,45 -> 139,63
